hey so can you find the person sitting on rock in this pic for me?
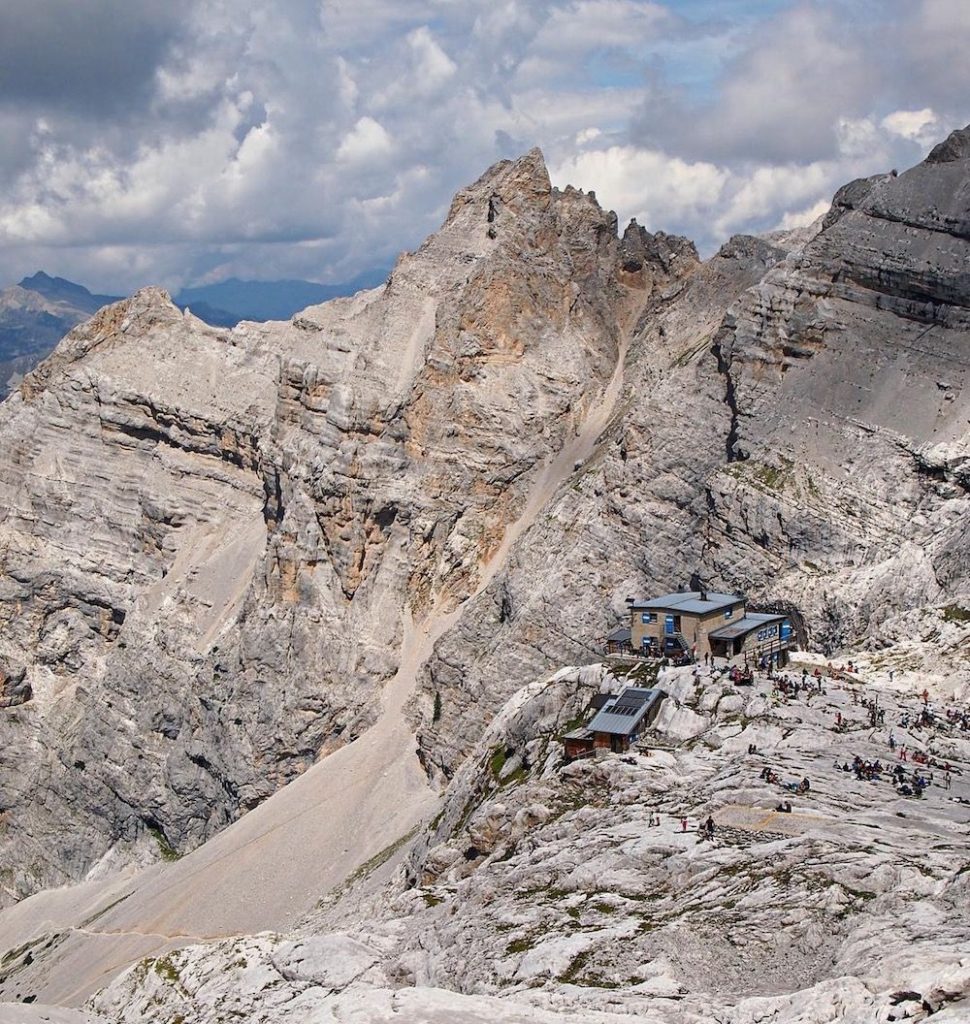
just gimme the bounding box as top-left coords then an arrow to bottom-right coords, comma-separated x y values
775,800 -> 792,813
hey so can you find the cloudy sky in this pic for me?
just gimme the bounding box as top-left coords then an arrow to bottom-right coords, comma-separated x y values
1,0 -> 968,293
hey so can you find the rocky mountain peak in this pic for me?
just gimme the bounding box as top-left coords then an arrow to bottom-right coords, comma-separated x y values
18,270 -> 58,289
442,146 -> 553,231
925,121 -> 970,163
620,218 -> 700,275
15,270 -> 119,308
0,132 -> 968,1021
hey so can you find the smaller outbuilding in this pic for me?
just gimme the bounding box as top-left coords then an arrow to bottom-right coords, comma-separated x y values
563,686 -> 666,757
604,625 -> 632,655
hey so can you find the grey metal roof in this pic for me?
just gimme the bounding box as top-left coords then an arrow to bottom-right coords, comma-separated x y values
630,591 -> 741,614
587,687 -> 663,737
708,612 -> 785,640
606,626 -> 632,642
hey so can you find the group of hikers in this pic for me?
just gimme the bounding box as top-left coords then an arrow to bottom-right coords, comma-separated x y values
728,665 -> 755,686
758,764 -> 811,795
648,812 -> 718,839
651,656 -> 966,846
748,663 -> 966,810
831,755 -> 945,796
899,702 -> 970,734
943,706 -> 970,731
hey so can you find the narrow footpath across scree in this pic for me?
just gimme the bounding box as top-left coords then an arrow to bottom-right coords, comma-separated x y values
0,329 -> 633,1008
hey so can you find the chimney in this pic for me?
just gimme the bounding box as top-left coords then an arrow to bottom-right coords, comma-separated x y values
700,589 -> 708,601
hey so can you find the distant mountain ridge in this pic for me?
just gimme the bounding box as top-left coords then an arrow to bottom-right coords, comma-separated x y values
0,270 -> 391,399
17,270 -> 121,309
0,273 -> 123,400
174,269 -> 389,324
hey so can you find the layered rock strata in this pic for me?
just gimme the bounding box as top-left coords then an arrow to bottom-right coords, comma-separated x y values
0,130 -> 967,1018
87,652 -> 970,1023
0,149 -> 682,901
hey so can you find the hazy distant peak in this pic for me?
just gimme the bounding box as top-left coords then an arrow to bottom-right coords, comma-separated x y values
17,270 -> 119,307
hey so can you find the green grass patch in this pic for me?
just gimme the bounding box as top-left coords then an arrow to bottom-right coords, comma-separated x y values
79,891 -> 132,929
347,826 -> 420,885
153,955 -> 180,984
317,825 -> 421,909
752,457 -> 794,491
589,901 -> 616,915
500,764 -> 529,789
558,949 -> 622,988
558,713 -> 588,738
148,826 -> 180,863
506,936 -> 535,954
942,605 -> 970,623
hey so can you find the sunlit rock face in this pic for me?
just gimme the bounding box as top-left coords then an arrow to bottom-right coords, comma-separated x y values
90,659 -> 970,1024
415,127 -> 970,783
0,148 -> 694,900
0,127 -> 968,1024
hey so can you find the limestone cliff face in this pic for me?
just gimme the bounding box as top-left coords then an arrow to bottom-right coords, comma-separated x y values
0,149 -> 687,901
705,128 -> 970,646
88,659 -> 970,1024
415,129 -> 970,782
414,232 -> 783,779
0,129 -> 968,905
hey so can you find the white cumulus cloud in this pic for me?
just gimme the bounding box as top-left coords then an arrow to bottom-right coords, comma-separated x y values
550,145 -> 726,229
336,116 -> 394,163
0,0 -> 967,291
881,107 -> 941,145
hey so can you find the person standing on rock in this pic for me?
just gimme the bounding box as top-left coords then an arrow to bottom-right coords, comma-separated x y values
680,816 -> 688,832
